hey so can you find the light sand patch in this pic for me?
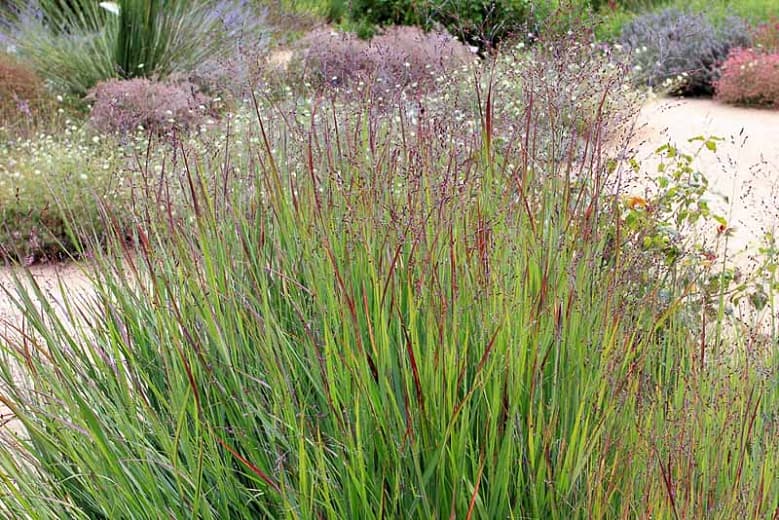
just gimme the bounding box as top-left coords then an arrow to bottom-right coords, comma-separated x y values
628,97 -> 779,257
267,49 -> 294,71
625,97 -> 779,333
0,262 -> 96,333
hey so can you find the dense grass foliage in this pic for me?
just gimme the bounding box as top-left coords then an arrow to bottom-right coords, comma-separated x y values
0,30 -> 778,518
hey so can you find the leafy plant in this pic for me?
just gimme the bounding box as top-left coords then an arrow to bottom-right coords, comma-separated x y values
670,0 -> 779,26
619,7 -> 751,95
330,0 -> 588,51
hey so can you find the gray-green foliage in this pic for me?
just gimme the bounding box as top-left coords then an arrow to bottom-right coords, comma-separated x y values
6,0 -> 267,96
619,8 -> 751,95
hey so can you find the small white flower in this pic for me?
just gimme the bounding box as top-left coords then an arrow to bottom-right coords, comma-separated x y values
99,1 -> 120,15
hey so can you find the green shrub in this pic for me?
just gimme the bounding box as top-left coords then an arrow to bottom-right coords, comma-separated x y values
672,0 -> 779,26
0,126 -> 133,262
594,0 -> 779,43
333,0 -> 588,51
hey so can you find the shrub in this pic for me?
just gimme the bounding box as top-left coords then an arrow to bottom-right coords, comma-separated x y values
368,25 -> 476,80
7,0 -> 268,97
333,0 -> 587,51
671,0 -> 779,26
86,78 -> 211,136
0,51 -> 47,127
293,25 -> 475,91
619,8 -> 750,96
715,47 -> 779,107
291,28 -> 371,87
0,127 -> 132,263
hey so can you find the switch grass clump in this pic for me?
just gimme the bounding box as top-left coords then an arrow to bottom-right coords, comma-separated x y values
1,29 -> 778,519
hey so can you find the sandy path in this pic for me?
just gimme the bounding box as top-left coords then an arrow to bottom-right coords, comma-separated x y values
0,262 -> 96,333
624,97 -> 779,334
